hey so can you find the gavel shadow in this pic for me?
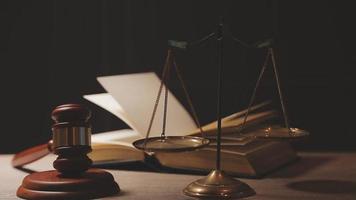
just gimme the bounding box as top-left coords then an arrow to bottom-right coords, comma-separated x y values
15,167 -> 38,174
287,180 -> 356,194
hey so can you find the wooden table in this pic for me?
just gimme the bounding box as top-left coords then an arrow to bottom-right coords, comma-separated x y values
1,152 -> 356,199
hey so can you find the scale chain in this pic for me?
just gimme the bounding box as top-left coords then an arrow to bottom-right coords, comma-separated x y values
172,57 -> 204,137
143,50 -> 172,148
161,53 -> 171,138
270,48 -> 291,132
239,47 -> 292,135
238,49 -> 271,133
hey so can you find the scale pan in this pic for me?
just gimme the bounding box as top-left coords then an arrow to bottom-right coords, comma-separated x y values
255,126 -> 309,139
133,136 -> 210,152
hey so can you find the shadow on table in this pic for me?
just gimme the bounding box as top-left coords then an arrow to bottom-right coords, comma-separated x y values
15,167 -> 37,174
95,154 -> 337,179
95,161 -> 209,176
267,155 -> 334,178
287,180 -> 356,194
93,157 -> 210,177
15,154 -> 337,181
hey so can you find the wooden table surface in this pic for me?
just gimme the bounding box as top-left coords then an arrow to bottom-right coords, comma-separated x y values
1,152 -> 356,200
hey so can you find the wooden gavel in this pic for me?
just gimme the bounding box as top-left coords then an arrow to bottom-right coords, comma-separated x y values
51,104 -> 93,174
12,104 -> 92,169
12,141 -> 53,168
16,104 -> 120,200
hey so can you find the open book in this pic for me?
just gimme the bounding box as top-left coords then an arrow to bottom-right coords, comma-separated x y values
84,72 -> 295,177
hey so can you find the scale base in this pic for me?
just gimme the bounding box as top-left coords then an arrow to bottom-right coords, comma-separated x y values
17,169 -> 120,200
183,170 -> 255,199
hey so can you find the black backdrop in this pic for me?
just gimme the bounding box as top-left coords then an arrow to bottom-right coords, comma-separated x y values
1,0 -> 355,153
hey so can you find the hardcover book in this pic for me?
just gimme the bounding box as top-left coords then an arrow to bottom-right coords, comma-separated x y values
84,72 -> 297,177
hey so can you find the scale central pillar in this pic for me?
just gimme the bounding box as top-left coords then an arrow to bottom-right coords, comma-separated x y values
183,17 -> 256,199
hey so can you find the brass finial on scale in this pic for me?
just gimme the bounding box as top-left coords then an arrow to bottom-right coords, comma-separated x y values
183,17 -> 256,199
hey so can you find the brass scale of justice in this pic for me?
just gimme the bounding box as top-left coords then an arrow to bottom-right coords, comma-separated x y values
133,17 -> 309,199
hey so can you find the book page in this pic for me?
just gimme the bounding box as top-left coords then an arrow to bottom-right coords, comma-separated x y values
97,72 -> 198,137
189,110 -> 277,135
83,93 -> 136,130
92,129 -> 142,147
201,101 -> 271,128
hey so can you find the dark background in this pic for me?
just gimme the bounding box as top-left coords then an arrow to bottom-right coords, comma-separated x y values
1,0 -> 355,153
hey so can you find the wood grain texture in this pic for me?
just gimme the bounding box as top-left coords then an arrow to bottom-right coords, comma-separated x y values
17,169 -> 120,200
11,143 -> 50,168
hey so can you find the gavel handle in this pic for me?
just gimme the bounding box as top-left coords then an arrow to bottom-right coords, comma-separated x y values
12,141 -> 52,168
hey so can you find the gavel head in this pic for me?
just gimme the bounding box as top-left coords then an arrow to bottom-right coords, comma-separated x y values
52,104 -> 91,124
51,104 -> 93,174
51,104 -> 91,150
